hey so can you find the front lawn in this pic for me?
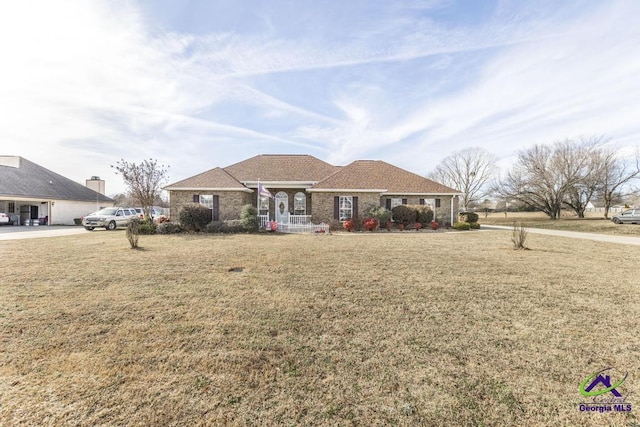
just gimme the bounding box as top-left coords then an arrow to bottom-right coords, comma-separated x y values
1,231 -> 638,426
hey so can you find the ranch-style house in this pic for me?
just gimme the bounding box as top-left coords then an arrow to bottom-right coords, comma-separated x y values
164,155 -> 462,227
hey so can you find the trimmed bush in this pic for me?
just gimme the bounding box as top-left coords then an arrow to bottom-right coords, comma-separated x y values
240,204 -> 260,232
343,219 -> 355,232
156,222 -> 183,234
205,221 -> 224,233
391,205 -> 416,226
221,219 -> 243,233
469,222 -> 480,229
179,203 -> 212,232
138,219 -> 156,235
453,221 -> 471,230
366,206 -> 391,224
459,212 -> 479,223
414,206 -> 434,225
364,218 -> 378,231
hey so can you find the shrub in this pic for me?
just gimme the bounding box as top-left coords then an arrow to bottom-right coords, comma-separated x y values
156,222 -> 183,234
453,221 -> 471,230
343,219 -> 355,232
459,212 -> 479,223
391,205 -> 416,226
205,221 -> 224,233
469,222 -> 480,229
414,222 -> 423,231
179,203 -> 212,232
126,218 -> 140,248
385,220 -> 392,231
366,206 -> 391,224
329,221 -> 343,232
155,215 -> 169,224
414,206 -> 434,225
430,220 -> 439,230
397,223 -> 405,231
444,221 -> 452,229
240,204 -> 260,232
364,218 -> 378,231
221,219 -> 243,233
511,222 -> 528,250
137,219 -> 156,235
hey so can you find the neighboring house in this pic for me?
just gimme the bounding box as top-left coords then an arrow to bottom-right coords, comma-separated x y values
0,156 -> 114,225
164,155 -> 462,225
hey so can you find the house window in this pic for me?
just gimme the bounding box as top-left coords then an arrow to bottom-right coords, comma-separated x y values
258,195 -> 270,212
390,198 -> 403,209
294,192 -> 306,215
422,198 -> 436,210
339,196 -> 352,221
8,201 -> 15,213
198,195 -> 219,221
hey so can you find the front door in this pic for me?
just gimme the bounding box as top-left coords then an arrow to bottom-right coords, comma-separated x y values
275,192 -> 288,224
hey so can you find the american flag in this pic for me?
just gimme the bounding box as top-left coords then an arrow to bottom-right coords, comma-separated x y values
258,182 -> 273,198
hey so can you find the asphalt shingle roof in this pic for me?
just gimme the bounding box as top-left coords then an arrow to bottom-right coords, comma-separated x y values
0,157 -> 114,202
312,160 -> 461,194
223,155 -> 340,182
163,167 -> 246,190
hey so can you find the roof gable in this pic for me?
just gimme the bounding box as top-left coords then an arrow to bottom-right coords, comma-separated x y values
223,155 -> 339,183
312,160 -> 460,194
0,157 -> 114,202
164,167 -> 246,190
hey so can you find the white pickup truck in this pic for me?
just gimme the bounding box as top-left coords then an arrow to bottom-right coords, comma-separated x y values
82,207 -> 138,231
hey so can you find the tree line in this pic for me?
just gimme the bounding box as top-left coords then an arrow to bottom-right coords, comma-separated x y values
429,136 -> 640,219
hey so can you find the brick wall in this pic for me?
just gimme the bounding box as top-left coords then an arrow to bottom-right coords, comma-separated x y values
311,192 -> 381,223
169,190 -> 251,221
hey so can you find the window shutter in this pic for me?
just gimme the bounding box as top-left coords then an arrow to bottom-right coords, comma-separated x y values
402,198 -> 407,205
334,196 -> 339,220
212,195 -> 220,221
193,195 -> 200,203
435,198 -> 441,208
386,199 -> 391,210
353,196 -> 359,219
419,199 -> 425,205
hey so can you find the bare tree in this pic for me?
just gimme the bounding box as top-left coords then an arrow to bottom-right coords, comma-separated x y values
111,159 -> 169,218
498,140 -> 591,219
561,137 -> 606,218
599,148 -> 640,218
429,148 -> 498,211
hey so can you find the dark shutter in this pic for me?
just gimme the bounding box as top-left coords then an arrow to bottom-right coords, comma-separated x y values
212,195 -> 220,221
435,198 -> 441,208
353,196 -> 358,219
419,199 -> 425,205
193,195 -> 200,203
334,196 -> 340,220
402,198 -> 407,205
386,199 -> 391,210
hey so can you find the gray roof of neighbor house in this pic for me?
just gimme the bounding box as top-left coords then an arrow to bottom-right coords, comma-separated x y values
223,154 -> 340,183
0,156 -> 114,202
163,167 -> 247,190
311,160 -> 461,194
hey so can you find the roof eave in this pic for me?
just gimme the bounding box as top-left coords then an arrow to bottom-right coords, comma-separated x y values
164,187 -> 253,193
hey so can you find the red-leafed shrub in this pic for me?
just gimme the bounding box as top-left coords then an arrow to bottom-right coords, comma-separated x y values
364,218 -> 378,231
343,219 -> 355,232
414,222 -> 423,231
430,220 -> 439,230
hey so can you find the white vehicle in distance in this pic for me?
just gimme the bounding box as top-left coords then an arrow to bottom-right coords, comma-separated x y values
82,207 -> 138,231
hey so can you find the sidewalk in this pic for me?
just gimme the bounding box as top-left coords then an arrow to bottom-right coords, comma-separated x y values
482,225 -> 640,246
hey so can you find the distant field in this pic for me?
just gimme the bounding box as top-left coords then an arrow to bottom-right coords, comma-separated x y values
1,231 -> 639,426
480,211 -> 640,236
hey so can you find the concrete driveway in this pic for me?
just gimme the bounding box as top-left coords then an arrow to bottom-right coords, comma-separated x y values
0,225 -> 90,240
482,225 -> 640,246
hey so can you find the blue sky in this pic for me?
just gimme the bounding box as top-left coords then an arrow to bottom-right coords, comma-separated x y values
1,0 -> 639,195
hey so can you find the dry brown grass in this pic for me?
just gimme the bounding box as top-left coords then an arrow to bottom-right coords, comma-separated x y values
1,230 -> 639,426
481,211 -> 640,236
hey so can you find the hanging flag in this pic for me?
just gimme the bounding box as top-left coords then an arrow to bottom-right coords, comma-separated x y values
258,181 -> 273,198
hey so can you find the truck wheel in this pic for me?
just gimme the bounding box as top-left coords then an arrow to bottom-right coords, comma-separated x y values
106,221 -> 117,230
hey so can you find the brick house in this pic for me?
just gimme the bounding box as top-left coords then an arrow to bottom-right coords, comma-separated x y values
164,155 -> 461,225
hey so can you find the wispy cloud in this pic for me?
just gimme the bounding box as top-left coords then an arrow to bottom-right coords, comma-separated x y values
0,0 -> 638,192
